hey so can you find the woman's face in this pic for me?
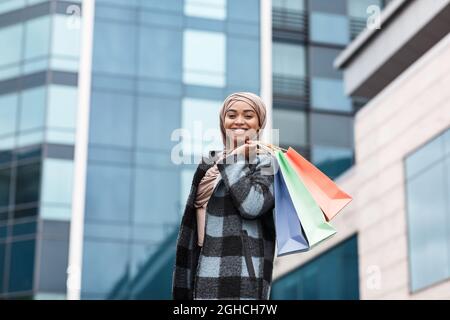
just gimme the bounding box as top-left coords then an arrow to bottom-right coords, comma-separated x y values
223,101 -> 260,145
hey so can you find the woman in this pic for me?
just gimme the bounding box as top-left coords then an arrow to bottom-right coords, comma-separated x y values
172,92 -> 276,300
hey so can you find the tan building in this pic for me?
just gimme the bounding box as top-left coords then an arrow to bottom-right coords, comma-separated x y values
272,0 -> 450,299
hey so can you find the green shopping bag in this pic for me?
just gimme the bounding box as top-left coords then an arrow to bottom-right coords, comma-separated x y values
275,150 -> 336,247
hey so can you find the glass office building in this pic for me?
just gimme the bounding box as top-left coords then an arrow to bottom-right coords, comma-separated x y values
0,0 -> 265,299
271,0 -> 388,180
0,0 -> 391,300
0,0 -> 81,299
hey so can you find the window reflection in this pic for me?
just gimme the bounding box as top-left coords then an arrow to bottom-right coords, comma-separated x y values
24,16 -> 51,60
311,77 -> 352,112
92,21 -> 136,75
0,93 -> 18,137
85,164 -> 132,223
310,12 -> 349,45
273,109 -> 307,147
184,0 -> 226,20
405,129 -> 450,292
311,145 -> 353,179
81,240 -> 129,298
0,24 -> 22,68
41,159 -> 74,210
0,168 -> 11,209
8,239 -> 36,293
271,235 -> 359,299
183,29 -> 226,87
15,162 -> 41,205
19,87 -> 46,132
89,91 -> 134,148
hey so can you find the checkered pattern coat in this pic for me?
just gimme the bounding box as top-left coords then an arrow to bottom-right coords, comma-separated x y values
172,151 -> 276,300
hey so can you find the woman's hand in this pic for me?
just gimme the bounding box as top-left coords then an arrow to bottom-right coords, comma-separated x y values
230,140 -> 258,160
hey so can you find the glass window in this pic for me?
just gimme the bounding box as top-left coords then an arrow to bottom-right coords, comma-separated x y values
138,26 -> 182,81
348,0 -> 382,18
0,242 -> 4,293
17,130 -> 45,148
0,0 -> 26,14
444,129 -> 450,155
310,0 -> 347,14
311,145 -> 353,179
310,113 -> 353,147
311,77 -> 352,112
228,0 -> 259,23
15,162 -> 41,205
40,159 -> 73,206
227,37 -> 260,90
273,109 -> 307,147
81,240 -> 129,297
38,239 -> 69,293
310,12 -> 349,45
273,42 -> 306,78
405,134 -> 444,179
136,96 -> 180,151
39,205 -> 71,221
309,46 -> 342,79
133,168 -> 179,225
52,14 -> 81,56
0,24 -> 23,67
8,239 -> 36,293
184,0 -> 226,20
405,129 -> 450,292
89,91 -> 134,148
19,86 -> 46,132
85,164 -> 132,223
273,0 -> 304,11
24,15 -> 51,60
406,161 -> 449,292
0,168 -> 11,209
181,98 -> 222,155
27,0 -> 50,5
12,220 -> 37,237
51,15 -> 80,70
0,93 -> 18,137
92,21 -> 136,75
271,235 -> 359,299
47,85 -> 77,130
183,29 -> 226,87
13,206 -> 38,220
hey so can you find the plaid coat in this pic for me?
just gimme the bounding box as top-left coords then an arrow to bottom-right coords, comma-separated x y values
172,151 -> 276,300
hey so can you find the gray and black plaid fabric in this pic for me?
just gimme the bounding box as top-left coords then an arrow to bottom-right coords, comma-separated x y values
172,151 -> 276,300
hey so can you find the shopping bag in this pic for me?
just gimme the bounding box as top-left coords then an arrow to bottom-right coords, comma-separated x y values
275,150 -> 336,247
285,147 -> 352,221
274,168 -> 309,256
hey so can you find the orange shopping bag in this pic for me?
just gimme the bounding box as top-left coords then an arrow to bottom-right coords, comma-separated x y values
285,147 -> 352,221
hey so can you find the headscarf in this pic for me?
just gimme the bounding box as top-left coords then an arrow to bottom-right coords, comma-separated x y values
194,92 -> 268,246
219,92 -> 267,148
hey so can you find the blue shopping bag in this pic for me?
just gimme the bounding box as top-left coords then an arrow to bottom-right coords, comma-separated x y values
274,168 -> 310,256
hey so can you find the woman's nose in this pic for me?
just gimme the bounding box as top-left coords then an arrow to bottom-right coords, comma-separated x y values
234,115 -> 245,124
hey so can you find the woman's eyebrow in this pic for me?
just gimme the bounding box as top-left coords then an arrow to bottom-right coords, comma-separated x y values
226,108 -> 255,113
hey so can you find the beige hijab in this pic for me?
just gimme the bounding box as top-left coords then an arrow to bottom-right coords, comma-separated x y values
194,92 -> 268,246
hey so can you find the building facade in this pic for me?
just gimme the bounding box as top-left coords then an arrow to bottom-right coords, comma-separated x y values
0,0 -> 270,299
0,0 -> 81,299
272,0 -> 450,299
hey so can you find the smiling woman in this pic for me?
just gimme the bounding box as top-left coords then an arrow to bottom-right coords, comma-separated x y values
172,92 -> 276,300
